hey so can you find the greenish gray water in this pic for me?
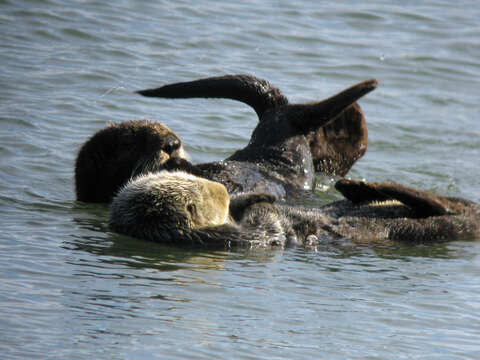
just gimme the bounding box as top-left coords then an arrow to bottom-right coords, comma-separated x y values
1,1 -> 479,359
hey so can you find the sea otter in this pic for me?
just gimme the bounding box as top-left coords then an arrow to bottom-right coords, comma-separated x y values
109,171 -> 291,248
76,75 -> 376,203
108,171 -> 480,247
138,74 -> 377,200
293,179 -> 480,243
75,120 -> 187,202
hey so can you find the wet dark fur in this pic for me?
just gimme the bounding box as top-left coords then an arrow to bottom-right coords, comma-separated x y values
75,120 -> 185,203
307,103 -> 367,176
278,198 -> 479,245
109,172 -> 480,248
75,75 -> 375,203
139,74 -> 376,201
326,179 -> 480,242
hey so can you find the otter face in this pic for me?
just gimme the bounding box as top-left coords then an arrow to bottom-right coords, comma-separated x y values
109,171 -> 230,242
181,173 -> 230,229
75,120 -> 187,203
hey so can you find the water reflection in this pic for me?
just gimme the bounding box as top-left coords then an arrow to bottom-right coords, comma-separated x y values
69,199 -> 470,276
70,202 -> 287,273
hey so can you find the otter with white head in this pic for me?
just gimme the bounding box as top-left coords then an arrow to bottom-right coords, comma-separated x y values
109,171 -> 231,245
109,171 -> 293,247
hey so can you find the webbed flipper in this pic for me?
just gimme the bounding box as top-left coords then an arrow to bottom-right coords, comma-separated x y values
284,79 -> 377,134
335,179 -> 391,204
308,103 -> 367,176
335,179 -> 453,217
374,183 -> 451,217
137,74 -> 288,118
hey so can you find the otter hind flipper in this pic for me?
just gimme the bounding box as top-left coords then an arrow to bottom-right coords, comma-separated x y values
335,179 -> 391,204
308,103 -> 368,176
137,74 -> 288,118
336,179 -> 453,217
285,79 -> 377,135
374,183 -> 452,217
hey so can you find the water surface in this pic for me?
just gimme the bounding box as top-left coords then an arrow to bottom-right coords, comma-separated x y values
1,1 -> 479,359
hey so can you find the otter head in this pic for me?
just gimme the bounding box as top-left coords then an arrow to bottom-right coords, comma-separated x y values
137,75 -> 376,178
75,120 -> 186,203
108,171 -> 230,242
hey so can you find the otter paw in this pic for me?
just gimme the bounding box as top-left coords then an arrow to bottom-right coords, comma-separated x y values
229,192 -> 277,221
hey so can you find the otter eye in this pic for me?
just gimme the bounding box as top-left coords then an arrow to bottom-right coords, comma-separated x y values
186,204 -> 196,217
164,134 -> 181,155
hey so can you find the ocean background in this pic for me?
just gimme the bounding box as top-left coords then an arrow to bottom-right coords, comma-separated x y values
1,1 -> 479,359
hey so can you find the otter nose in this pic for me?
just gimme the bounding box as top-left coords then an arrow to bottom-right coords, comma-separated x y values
164,134 -> 181,155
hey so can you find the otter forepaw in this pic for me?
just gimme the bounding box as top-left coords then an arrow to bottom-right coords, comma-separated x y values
163,158 -> 203,176
229,192 -> 277,221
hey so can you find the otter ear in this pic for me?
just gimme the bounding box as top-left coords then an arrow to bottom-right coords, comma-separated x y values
335,179 -> 452,217
285,79 -> 377,135
229,192 -> 277,221
137,74 -> 288,119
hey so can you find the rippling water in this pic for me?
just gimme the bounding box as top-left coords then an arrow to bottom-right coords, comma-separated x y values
1,1 -> 479,359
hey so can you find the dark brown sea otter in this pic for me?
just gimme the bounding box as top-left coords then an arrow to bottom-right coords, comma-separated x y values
291,179 -> 480,244
75,120 -> 187,202
138,74 -> 376,200
109,171 -> 480,247
76,75 -> 376,203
